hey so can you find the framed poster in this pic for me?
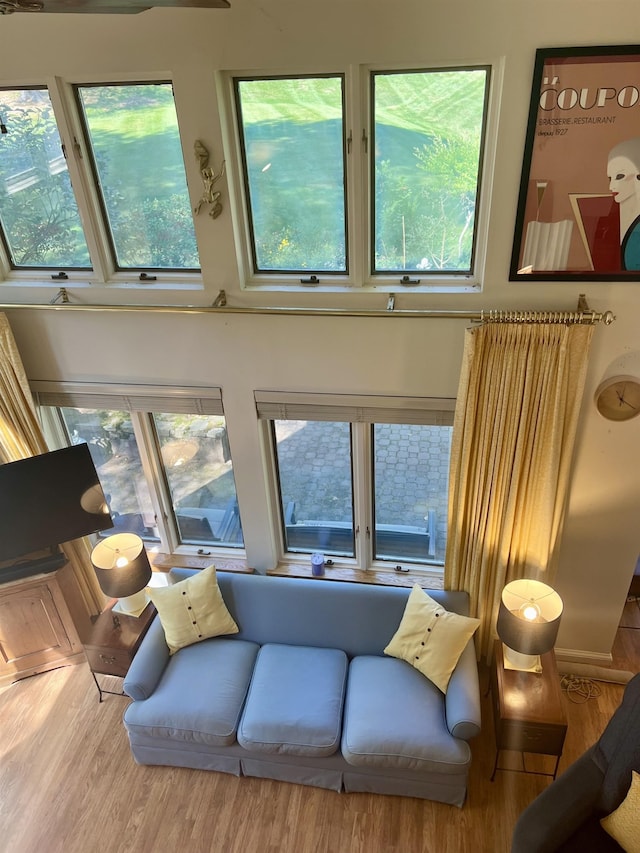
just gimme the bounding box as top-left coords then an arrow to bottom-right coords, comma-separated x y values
510,45 -> 640,281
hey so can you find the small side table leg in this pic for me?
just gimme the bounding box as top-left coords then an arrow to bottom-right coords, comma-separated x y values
89,670 -> 126,703
91,670 -> 104,703
490,749 -> 500,781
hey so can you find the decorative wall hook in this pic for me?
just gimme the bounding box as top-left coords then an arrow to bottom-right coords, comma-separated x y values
194,140 -> 225,220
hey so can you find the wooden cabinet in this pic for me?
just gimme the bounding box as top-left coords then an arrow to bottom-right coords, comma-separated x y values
0,569 -> 85,688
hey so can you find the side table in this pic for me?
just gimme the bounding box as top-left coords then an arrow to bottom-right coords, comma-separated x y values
490,639 -> 567,780
83,600 -> 156,702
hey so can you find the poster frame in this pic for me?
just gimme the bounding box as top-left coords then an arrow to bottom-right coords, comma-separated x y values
510,44 -> 640,282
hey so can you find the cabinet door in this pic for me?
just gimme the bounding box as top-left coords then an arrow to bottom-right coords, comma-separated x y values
0,579 -> 74,680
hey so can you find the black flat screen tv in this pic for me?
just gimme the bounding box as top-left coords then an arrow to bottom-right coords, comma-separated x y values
0,443 -> 113,580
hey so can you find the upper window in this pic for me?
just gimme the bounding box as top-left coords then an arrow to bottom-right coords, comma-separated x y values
225,64 -> 492,289
0,87 -> 91,270
0,80 -> 199,280
234,75 -> 347,275
371,68 -> 488,277
74,82 -> 199,271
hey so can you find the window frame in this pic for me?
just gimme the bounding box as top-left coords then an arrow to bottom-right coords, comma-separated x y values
33,381 -> 242,559
255,390 -> 455,573
0,83 -> 93,274
72,79 -> 201,275
232,72 -> 350,279
0,74 -> 203,291
218,60 -> 500,294
368,65 -> 491,280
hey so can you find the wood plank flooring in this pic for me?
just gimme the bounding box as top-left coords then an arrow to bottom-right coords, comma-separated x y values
0,603 -> 637,853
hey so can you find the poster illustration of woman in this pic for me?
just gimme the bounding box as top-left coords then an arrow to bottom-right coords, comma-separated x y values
511,45 -> 640,281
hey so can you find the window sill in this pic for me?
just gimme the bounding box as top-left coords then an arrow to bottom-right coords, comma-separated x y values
267,563 -> 444,589
150,552 -> 254,574
241,279 -> 480,296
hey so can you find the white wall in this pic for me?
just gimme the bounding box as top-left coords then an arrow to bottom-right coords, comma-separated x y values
1,0 -> 639,661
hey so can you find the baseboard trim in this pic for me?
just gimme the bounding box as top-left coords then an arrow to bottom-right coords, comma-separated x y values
555,647 -> 613,666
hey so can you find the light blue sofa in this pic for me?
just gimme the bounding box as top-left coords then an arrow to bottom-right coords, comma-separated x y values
123,570 -> 481,807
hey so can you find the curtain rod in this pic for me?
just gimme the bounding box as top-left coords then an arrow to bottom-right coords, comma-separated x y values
0,291 -> 616,325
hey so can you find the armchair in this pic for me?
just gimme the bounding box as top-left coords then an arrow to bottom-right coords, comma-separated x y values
511,673 -> 640,852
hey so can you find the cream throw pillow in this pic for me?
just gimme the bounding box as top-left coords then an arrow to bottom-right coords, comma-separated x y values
384,584 -> 480,693
600,770 -> 640,852
148,564 -> 238,655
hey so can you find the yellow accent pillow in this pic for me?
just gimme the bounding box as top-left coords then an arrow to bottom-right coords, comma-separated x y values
600,771 -> 640,853
384,584 -> 480,693
148,564 -> 238,655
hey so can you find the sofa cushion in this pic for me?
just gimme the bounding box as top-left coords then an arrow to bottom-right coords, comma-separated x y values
600,770 -> 640,851
342,655 -> 471,773
148,564 -> 238,655
238,643 -> 348,757
123,637 -> 259,746
169,570 -> 473,657
384,584 -> 479,693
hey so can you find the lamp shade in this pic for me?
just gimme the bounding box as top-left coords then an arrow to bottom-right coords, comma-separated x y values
497,579 -> 563,656
91,533 -> 152,599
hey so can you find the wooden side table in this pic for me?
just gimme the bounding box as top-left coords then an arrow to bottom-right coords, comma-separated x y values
490,639 -> 567,780
82,600 -> 156,702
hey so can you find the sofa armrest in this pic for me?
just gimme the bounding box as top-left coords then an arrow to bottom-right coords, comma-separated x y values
123,616 -> 170,701
445,640 -> 481,740
511,747 -> 603,853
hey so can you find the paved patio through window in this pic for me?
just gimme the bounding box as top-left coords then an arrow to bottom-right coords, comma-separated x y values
276,421 -> 450,565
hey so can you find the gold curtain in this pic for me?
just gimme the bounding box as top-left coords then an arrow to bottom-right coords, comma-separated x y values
0,313 -> 104,616
444,322 -> 594,660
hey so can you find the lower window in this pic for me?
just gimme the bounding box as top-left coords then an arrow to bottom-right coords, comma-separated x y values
60,407 -> 159,542
152,413 -> 242,546
274,420 -> 355,557
51,405 -> 243,551
372,423 -> 451,564
271,415 -> 451,567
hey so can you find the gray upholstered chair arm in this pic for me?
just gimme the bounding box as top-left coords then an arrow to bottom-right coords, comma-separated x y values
445,641 -> 482,740
123,616 -> 170,701
511,747 -> 603,853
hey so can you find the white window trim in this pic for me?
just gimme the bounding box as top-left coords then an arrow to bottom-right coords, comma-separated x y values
254,390 -> 455,424
32,380 -> 224,414
255,390 -> 454,573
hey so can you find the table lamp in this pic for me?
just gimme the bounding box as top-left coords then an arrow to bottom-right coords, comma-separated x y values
91,532 -> 152,617
497,578 -> 563,672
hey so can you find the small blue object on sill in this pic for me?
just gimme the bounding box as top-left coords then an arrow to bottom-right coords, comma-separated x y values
311,553 -> 325,577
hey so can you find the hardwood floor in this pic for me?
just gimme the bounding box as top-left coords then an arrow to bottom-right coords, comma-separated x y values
615,595 -> 640,665
0,608 -> 637,853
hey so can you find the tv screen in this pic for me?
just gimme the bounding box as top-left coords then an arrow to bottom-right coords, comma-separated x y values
0,443 -> 114,565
